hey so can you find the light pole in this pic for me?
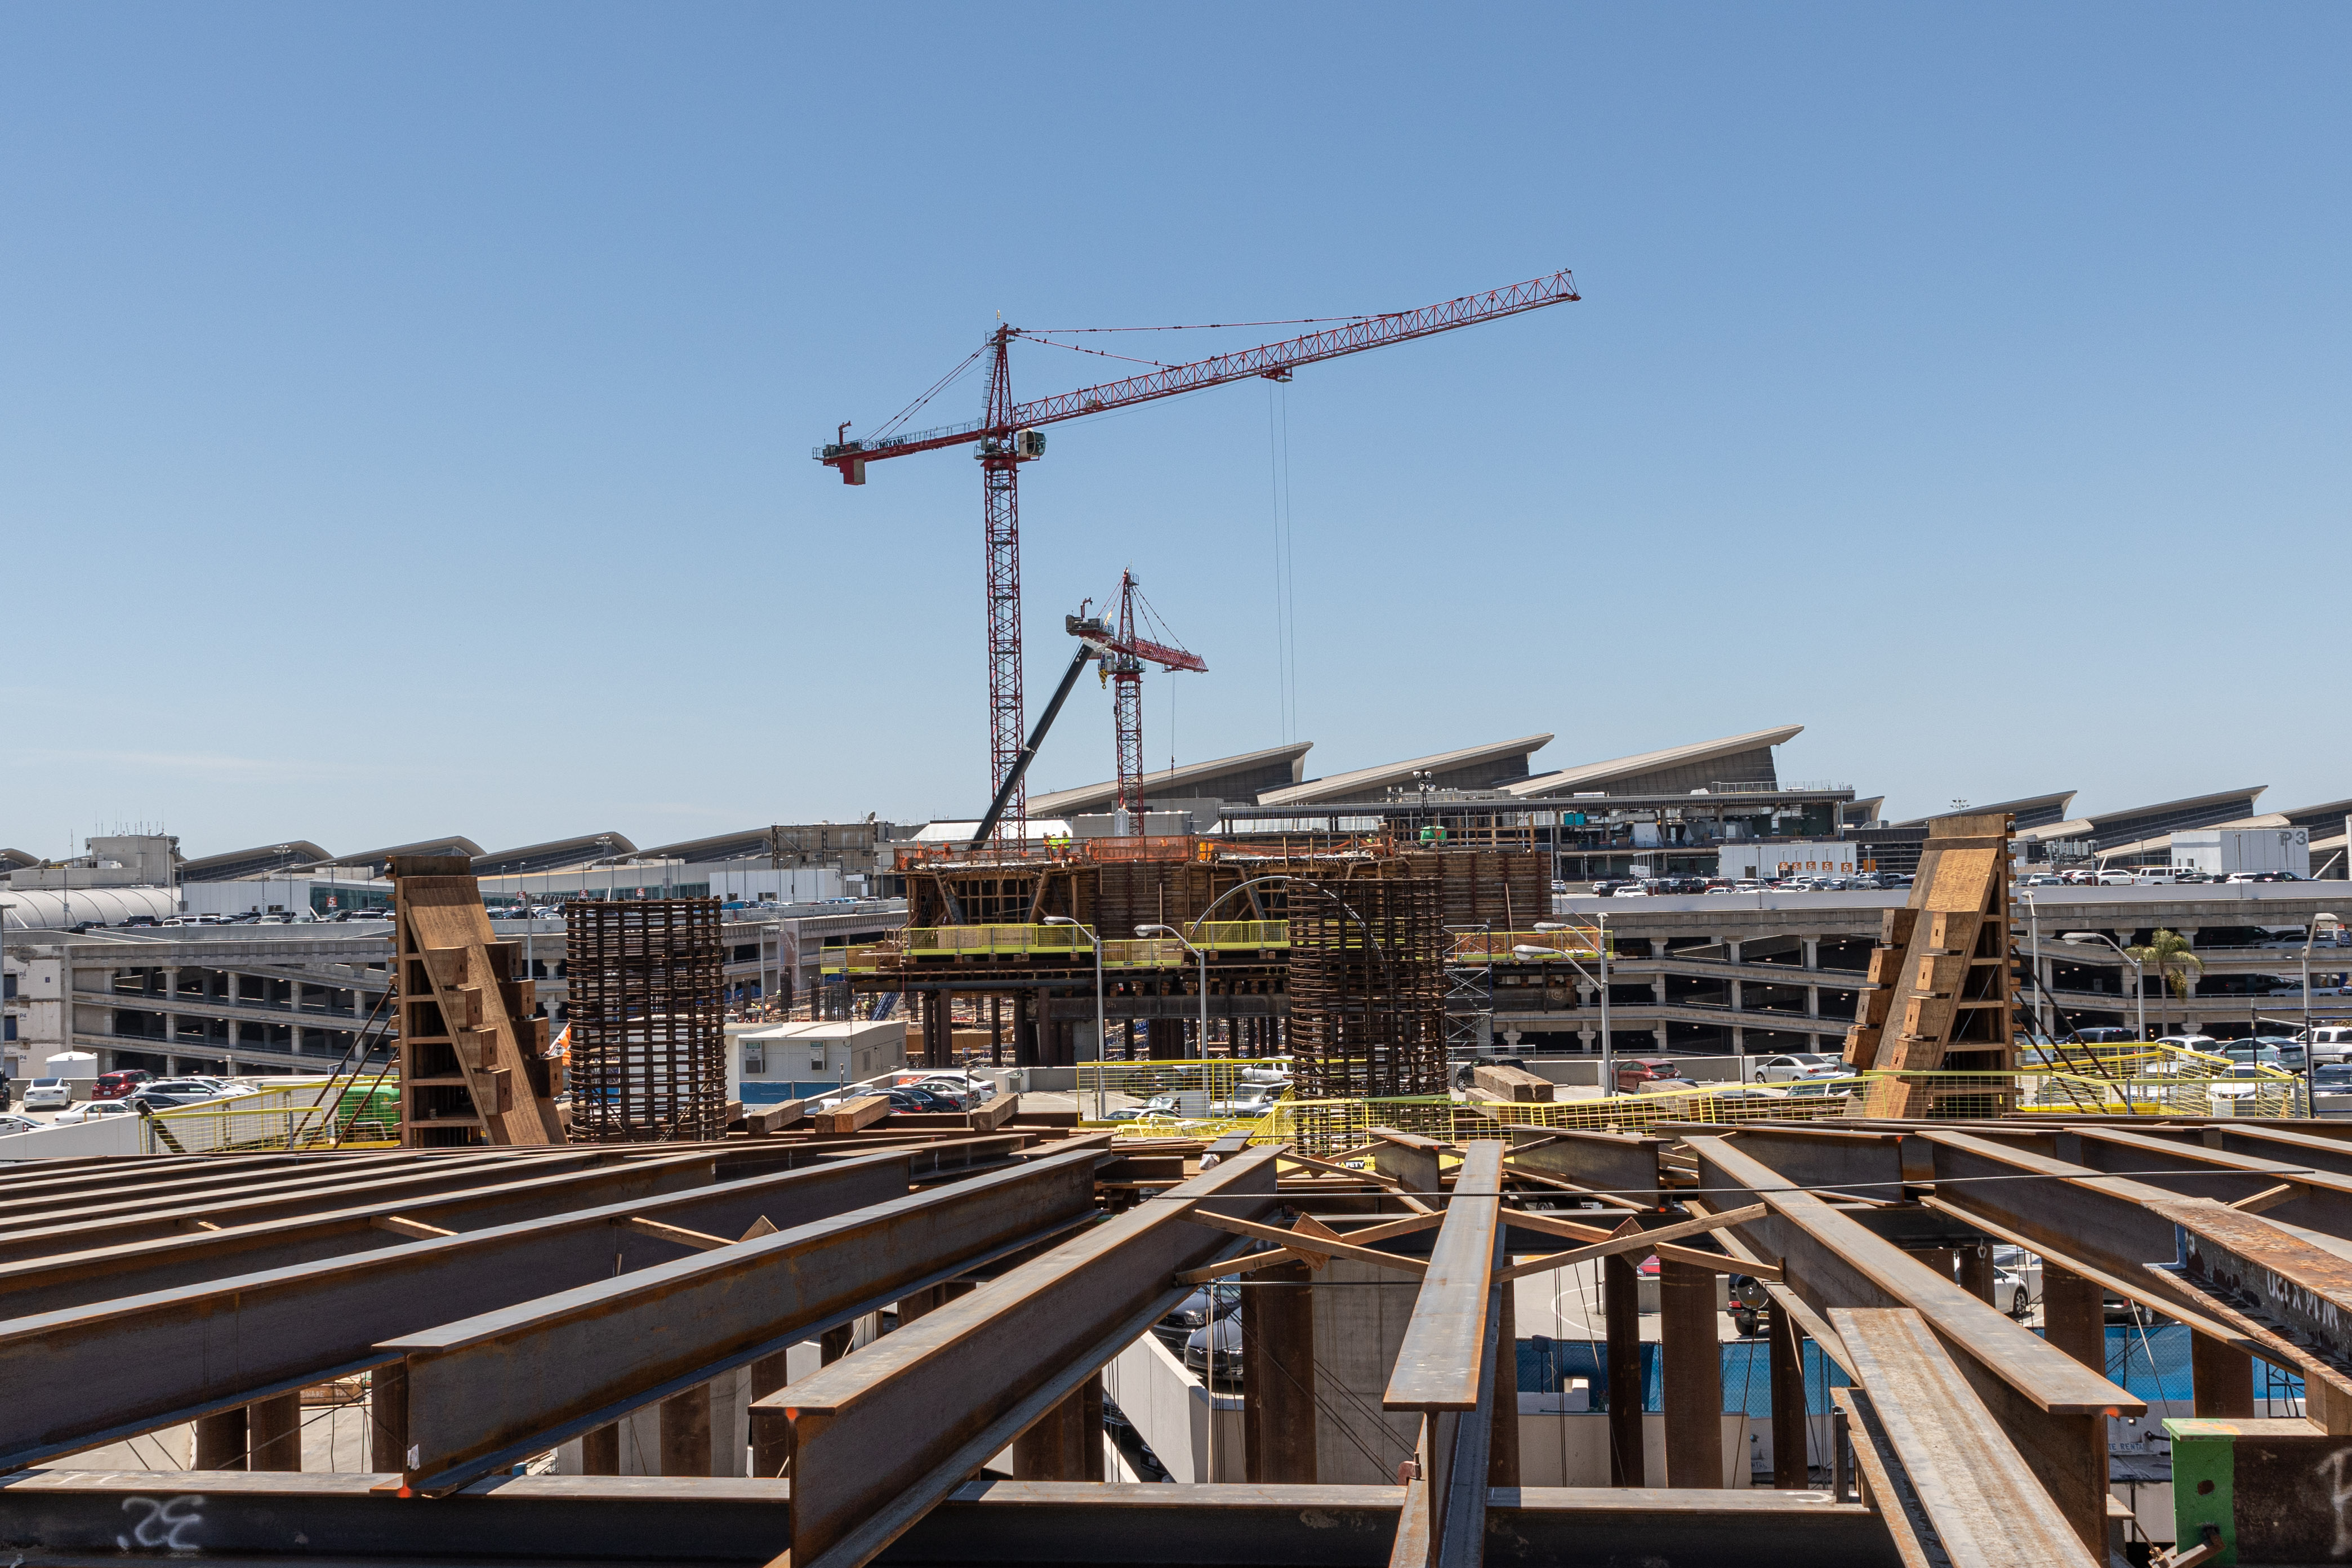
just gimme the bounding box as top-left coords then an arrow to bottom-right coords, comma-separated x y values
2302,911 -> 2341,1119
2061,932 -> 2145,1044
1043,915 -> 1106,1119
1137,924 -> 1208,1064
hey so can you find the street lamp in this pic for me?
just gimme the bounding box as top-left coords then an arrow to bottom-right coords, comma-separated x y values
2061,932 -> 2145,1044
1137,924 -> 1208,1064
2019,892 -> 2050,1043
1043,915 -> 1106,1119
2302,912 -> 2341,1119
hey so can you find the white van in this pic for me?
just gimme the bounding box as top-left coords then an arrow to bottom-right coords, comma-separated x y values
2304,1026 -> 2352,1065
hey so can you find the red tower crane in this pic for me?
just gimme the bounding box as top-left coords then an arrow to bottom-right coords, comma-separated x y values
1070,571 -> 1205,819
816,268 -> 1580,843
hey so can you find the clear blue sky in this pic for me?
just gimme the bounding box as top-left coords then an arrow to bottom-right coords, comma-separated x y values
5,5 -> 2346,859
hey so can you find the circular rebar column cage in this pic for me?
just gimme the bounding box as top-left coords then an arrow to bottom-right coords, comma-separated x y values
564,898 -> 727,1142
1288,876 -> 1445,1098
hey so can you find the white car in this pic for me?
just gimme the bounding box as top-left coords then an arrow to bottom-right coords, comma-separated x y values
2304,1027 -> 2352,1065
2094,870 -> 2136,886
1754,1053 -> 1843,1083
20,1079 -> 74,1111
1610,884 -> 1650,898
0,1115 -> 39,1137
52,1101 -> 135,1124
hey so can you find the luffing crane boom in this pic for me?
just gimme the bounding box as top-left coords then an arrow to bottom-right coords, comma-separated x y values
817,267 -> 1579,845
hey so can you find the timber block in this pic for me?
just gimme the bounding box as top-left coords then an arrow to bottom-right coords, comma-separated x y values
814,1094 -> 891,1134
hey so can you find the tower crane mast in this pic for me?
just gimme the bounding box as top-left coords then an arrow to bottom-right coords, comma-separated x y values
817,269 -> 1579,845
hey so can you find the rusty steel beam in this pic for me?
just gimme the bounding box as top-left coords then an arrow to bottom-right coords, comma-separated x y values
764,1146 -> 1285,1568
0,1148 -> 733,1318
2146,1194 -> 2352,1418
0,1469 -> 1900,1567
1829,1307 -> 2100,1567
0,1148 -> 618,1263
1501,1127 -> 1663,1206
1386,1142 -> 1503,1412
1686,1134 -> 2137,1558
0,1147 -> 942,1471
390,1148 -> 1103,1492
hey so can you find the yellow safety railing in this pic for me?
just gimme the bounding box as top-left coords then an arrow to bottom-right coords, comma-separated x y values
141,1080 -> 402,1155
1451,929 -> 1612,963
850,921 -> 1290,976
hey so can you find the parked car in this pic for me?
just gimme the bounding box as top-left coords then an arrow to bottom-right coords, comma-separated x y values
2303,1026 -> 2352,1065
52,1101 -> 136,1125
884,1086 -> 960,1113
91,1070 -> 153,1101
2068,1027 -> 2139,1046
20,1079 -> 74,1111
2019,873 -> 2064,888
2154,1034 -> 2223,1053
2221,1044 -> 2286,1069
1183,1312 -> 1245,1384
1991,1246 -> 2039,1317
1784,1077 -> 1851,1098
2313,1062 -> 2352,1095
1610,884 -> 1651,898
1154,1282 -> 1237,1349
1209,1083 -> 1287,1118
0,1115 -> 39,1137
128,1079 -> 232,1112
1753,1052 -> 1842,1083
0,1078 -> 9,1110
1614,1058 -> 1685,1094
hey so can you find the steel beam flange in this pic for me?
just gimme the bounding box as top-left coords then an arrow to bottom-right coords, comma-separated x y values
768,1144 -> 1285,1568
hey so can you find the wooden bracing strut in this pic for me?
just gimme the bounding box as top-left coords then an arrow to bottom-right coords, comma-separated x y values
389,855 -> 564,1147
1841,812 -> 2020,1117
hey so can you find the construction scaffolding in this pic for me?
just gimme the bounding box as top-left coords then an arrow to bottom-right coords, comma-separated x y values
564,898 -> 728,1142
1287,875 -> 1445,1098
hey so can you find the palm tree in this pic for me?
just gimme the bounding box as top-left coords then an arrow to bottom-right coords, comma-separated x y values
2126,929 -> 2203,1041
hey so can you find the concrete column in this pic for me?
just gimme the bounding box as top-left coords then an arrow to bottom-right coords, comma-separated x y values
1603,1251 -> 1644,1486
1806,986 -> 1820,1019
1768,1299 -> 1807,1488
658,1386 -> 712,1476
249,1390 -> 302,1472
2190,1333 -> 2255,1418
371,1364 -> 409,1474
1242,1262 -> 1316,1484
1012,1374 -> 1103,1480
195,1407 -> 248,1470
1660,1260 -> 1723,1487
1801,936 -> 1820,971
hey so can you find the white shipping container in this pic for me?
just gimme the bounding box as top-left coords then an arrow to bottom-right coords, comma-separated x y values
2170,828 -> 2310,877
1714,841 -> 1859,880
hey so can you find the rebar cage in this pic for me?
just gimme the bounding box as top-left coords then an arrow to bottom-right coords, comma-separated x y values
564,899 -> 727,1142
1288,876 -> 1446,1098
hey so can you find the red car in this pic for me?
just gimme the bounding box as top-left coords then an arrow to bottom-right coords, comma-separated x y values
91,1070 -> 153,1101
1613,1058 -> 1685,1094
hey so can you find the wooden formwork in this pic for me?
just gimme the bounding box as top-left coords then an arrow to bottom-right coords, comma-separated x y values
389,855 -> 562,1148
1840,812 -> 2021,1117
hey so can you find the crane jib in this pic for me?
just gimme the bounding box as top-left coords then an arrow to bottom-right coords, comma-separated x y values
814,268 -> 1577,470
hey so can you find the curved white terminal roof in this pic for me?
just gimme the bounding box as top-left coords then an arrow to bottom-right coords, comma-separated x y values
1030,742 -> 1313,816
1502,725 -> 1803,798
1256,734 -> 1554,808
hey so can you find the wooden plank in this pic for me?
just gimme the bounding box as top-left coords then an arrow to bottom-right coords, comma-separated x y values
1830,1308 -> 2101,1568
966,1094 -> 1019,1133
814,1095 -> 892,1135
743,1101 -> 807,1136
1472,1064 -> 1554,1103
